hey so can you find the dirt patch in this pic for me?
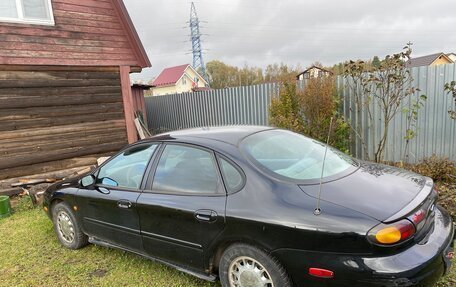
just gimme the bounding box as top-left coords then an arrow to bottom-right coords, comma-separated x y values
89,269 -> 108,278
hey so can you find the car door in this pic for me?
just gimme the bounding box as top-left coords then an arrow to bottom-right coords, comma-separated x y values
137,143 -> 226,272
77,143 -> 159,252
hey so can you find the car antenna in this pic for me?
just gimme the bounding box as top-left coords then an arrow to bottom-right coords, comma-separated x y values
314,117 -> 334,216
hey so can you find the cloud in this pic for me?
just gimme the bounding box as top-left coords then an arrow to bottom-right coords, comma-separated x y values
124,0 -> 456,81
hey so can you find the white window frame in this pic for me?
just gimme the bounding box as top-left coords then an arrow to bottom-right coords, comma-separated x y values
0,0 -> 55,26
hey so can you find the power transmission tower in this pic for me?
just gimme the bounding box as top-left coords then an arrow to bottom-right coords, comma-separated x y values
189,2 -> 209,85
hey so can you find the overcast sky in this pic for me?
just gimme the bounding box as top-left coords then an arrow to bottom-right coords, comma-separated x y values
124,0 -> 456,81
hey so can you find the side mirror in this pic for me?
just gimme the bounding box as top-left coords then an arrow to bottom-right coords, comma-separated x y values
80,174 -> 96,188
100,177 -> 118,187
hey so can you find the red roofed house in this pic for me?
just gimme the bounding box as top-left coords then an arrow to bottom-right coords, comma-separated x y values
151,64 -> 208,96
0,0 -> 151,182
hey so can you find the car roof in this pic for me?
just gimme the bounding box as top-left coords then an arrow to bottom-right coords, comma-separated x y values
149,125 -> 274,146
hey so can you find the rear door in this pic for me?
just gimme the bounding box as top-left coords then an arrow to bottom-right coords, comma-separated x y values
137,143 -> 226,272
77,143 -> 158,252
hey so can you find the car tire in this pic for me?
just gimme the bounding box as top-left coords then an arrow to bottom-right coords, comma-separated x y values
51,202 -> 88,250
219,243 -> 291,287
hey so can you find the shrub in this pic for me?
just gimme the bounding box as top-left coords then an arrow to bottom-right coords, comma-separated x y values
299,77 -> 350,152
398,156 -> 456,222
269,79 -> 350,152
300,77 -> 336,126
401,155 -> 456,183
269,82 -> 305,134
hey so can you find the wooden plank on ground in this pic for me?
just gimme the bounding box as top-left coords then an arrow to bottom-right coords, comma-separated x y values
0,188 -> 22,196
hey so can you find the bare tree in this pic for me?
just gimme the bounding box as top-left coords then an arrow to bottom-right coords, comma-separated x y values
343,43 -> 423,162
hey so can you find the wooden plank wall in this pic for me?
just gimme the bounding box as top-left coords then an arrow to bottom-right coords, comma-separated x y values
0,67 -> 128,180
131,85 -> 148,124
0,0 -> 140,68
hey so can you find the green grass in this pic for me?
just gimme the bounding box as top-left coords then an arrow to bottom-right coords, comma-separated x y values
436,257 -> 456,287
0,208 -> 218,287
0,205 -> 454,287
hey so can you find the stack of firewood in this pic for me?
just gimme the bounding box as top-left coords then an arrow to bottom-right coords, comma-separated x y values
0,165 -> 95,206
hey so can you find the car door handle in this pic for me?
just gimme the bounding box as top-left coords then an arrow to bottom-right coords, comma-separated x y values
117,200 -> 132,209
194,209 -> 217,223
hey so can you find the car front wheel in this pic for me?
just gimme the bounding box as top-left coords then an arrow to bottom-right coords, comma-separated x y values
52,202 -> 88,250
219,244 -> 291,287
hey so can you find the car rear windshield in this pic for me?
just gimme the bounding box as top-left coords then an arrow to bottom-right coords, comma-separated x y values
241,129 -> 357,181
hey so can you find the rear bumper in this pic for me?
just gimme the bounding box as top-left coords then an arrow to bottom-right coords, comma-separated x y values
272,206 -> 455,287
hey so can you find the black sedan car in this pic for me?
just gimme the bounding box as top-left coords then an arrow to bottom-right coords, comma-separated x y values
43,126 -> 454,287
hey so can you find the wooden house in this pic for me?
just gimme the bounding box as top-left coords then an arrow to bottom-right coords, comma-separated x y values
0,0 -> 151,182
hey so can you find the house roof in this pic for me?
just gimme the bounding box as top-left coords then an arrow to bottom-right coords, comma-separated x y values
297,65 -> 333,77
405,52 -> 452,68
153,64 -> 190,87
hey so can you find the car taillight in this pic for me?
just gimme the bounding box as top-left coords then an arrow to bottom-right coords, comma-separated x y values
411,209 -> 426,224
368,219 -> 415,245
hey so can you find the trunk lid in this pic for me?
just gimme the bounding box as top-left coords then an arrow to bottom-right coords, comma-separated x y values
299,162 -> 433,221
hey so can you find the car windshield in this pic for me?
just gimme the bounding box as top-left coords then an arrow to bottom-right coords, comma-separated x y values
241,129 -> 357,181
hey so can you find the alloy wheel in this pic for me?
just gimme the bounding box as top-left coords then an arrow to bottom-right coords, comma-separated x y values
228,256 -> 274,287
56,211 -> 75,244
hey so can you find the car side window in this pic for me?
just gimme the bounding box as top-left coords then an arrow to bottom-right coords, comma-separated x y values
219,157 -> 245,193
152,144 -> 221,194
96,144 -> 158,189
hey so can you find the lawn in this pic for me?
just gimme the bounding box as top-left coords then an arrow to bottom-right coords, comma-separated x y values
0,200 -> 454,287
0,206 -> 218,287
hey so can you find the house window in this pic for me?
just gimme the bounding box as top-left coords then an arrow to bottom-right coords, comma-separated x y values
0,0 -> 54,25
182,77 -> 187,85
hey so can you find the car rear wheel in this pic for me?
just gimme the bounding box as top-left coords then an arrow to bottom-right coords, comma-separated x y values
52,202 -> 88,250
219,244 -> 291,287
